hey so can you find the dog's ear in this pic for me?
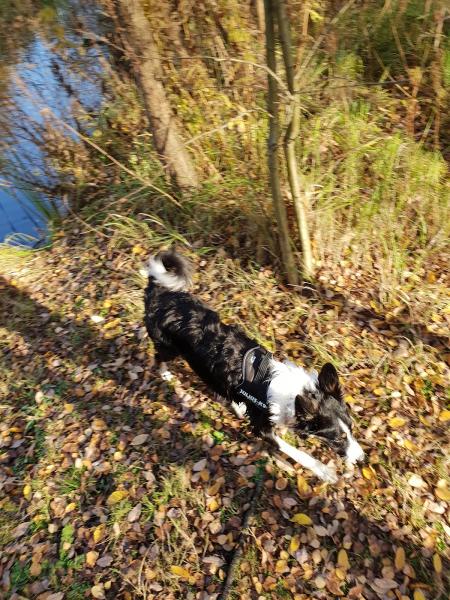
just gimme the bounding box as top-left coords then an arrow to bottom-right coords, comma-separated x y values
295,390 -> 321,417
318,363 -> 341,399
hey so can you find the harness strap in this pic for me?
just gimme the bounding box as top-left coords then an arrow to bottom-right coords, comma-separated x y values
235,347 -> 273,410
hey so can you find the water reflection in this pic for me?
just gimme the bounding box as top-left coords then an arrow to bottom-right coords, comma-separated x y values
0,0 -> 105,244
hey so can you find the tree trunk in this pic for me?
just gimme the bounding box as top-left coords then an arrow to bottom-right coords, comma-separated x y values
114,0 -> 199,191
264,0 -> 298,285
275,0 -> 314,279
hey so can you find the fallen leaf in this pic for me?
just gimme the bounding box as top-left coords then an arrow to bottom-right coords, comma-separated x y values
275,559 -> 288,573
127,503 -> 142,523
291,513 -> 312,526
372,578 -> 398,591
438,410 -> 450,422
107,490 -> 128,505
23,484 -> 32,500
433,553 -> 442,574
64,403 -> 74,413
86,550 -> 99,568
131,433 -> 149,446
275,477 -> 288,491
337,549 -> 350,570
362,466 -> 375,480
404,439 -> 419,452
13,522 -> 30,537
93,524 -> 106,543
90,315 -> 104,323
408,474 -> 426,488
91,584 -> 105,599
193,458 -> 207,471
389,417 -> 406,428
297,474 -> 310,495
435,486 -> 450,501
395,547 -> 405,570
97,554 -> 113,568
65,502 -> 77,513
171,565 -> 190,579
289,536 -> 300,553
413,591 -> 426,600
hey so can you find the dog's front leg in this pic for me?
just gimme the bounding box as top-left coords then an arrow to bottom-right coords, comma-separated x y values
269,433 -> 338,484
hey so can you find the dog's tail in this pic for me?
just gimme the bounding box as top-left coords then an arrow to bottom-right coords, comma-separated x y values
143,249 -> 193,291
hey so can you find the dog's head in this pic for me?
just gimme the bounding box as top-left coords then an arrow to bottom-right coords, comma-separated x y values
295,363 -> 365,465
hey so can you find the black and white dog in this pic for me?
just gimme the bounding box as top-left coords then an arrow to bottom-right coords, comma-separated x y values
143,250 -> 364,483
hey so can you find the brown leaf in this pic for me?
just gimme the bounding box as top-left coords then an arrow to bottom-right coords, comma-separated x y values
127,503 -> 142,523
97,554 -> 113,568
394,547 -> 405,570
131,433 -> 149,446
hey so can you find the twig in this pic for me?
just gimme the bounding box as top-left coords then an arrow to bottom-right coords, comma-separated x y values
218,466 -> 265,600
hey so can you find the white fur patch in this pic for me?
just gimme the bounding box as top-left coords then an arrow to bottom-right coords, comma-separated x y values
159,363 -> 174,382
231,401 -> 247,419
338,418 -> 365,465
146,257 -> 186,291
267,359 -> 318,426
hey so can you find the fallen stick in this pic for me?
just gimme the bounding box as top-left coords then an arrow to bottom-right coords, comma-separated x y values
218,466 -> 265,600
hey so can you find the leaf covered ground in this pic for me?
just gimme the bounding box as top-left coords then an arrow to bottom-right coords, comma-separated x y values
0,228 -> 449,600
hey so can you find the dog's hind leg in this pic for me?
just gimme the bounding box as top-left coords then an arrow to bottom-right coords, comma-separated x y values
154,342 -> 179,382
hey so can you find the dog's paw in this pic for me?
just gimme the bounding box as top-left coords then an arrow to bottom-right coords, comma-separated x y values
231,401 -> 247,419
314,463 -> 338,484
160,370 -> 174,382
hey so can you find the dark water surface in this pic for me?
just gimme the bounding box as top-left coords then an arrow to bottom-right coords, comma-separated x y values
0,1 -> 105,244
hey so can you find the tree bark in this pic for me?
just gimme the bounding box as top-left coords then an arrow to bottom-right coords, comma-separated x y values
114,0 -> 199,191
264,0 -> 298,285
276,0 -> 314,278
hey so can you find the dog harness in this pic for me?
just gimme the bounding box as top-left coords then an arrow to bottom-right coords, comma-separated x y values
235,346 -> 273,410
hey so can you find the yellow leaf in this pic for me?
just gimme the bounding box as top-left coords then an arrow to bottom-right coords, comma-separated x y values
23,484 -> 32,501
291,513 -> 312,526
419,415 -> 431,426
297,474 -> 310,495
337,549 -> 350,570
103,318 -> 121,330
107,490 -> 128,505
344,394 -> 356,404
433,553 -> 442,574
403,439 -> 419,452
414,591 -> 426,600
289,536 -> 300,553
373,387 -> 385,396
362,467 -> 375,481
103,300 -> 112,309
132,244 -> 146,255
65,502 -> 77,513
435,487 -> 450,501
389,417 -> 406,428
275,559 -> 288,573
395,547 -> 405,570
93,524 -> 106,544
86,550 -> 99,568
64,403 -> 74,413
343,337 -> 353,350
171,565 -> 190,579
438,410 -> 450,422
208,498 -> 219,512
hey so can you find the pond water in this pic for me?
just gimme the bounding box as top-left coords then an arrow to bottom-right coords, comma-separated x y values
0,1 -> 105,244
